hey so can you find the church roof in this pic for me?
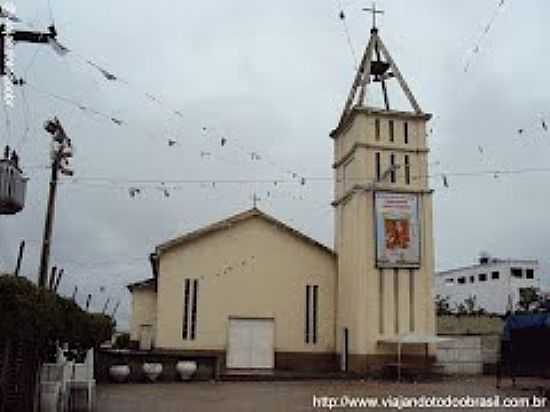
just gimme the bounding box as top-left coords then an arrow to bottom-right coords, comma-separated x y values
127,277 -> 155,291
155,207 -> 335,257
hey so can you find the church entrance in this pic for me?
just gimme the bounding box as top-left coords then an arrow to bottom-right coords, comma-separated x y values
226,318 -> 274,369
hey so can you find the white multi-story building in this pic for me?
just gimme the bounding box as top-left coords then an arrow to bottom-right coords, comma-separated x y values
434,257 -> 540,314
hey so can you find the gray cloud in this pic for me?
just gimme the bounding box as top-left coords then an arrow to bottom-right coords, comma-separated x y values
2,0 -> 549,329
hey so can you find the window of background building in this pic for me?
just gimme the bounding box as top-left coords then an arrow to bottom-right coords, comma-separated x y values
511,268 -> 523,278
526,269 -> 534,279
375,152 -> 381,181
404,121 -> 409,144
479,273 -> 487,282
375,118 -> 380,141
458,277 -> 466,284
491,271 -> 500,280
469,275 -> 475,283
445,278 -> 454,285
389,120 -> 395,142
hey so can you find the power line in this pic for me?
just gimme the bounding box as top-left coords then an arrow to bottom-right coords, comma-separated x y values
58,166 -> 550,187
336,1 -> 358,70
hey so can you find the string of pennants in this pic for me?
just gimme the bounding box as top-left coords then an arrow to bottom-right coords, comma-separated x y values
463,0 -> 506,73
6,14 -> 308,187
61,177 -> 311,200
10,7 -> 550,198
19,76 -> 308,186
55,162 -> 550,201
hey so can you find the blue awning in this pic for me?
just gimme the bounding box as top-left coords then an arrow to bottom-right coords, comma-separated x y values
503,313 -> 550,340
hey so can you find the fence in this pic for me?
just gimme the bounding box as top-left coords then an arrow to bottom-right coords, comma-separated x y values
0,338 -> 41,412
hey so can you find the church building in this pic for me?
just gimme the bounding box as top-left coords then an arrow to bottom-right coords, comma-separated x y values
128,18 -> 436,375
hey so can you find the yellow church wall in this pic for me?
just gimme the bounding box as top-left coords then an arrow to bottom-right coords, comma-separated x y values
155,216 -> 337,354
333,109 -> 436,370
129,287 -> 157,342
333,114 -> 430,199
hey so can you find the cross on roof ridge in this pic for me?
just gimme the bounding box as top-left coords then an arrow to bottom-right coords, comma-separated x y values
363,2 -> 384,31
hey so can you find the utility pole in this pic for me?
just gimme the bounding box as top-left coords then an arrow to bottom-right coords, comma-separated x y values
38,117 -> 73,288
0,20 -> 63,76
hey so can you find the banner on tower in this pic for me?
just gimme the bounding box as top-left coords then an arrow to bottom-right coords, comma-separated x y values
375,192 -> 420,268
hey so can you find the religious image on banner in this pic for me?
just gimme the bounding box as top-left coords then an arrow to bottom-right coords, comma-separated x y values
375,192 -> 420,267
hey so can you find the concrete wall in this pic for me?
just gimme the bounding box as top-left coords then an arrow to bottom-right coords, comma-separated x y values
437,315 -> 504,336
156,215 -> 337,355
436,316 -> 503,375
129,287 -> 157,343
436,336 -> 483,375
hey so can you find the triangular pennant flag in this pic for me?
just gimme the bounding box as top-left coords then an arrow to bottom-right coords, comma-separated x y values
87,60 -> 117,81
48,38 -> 70,56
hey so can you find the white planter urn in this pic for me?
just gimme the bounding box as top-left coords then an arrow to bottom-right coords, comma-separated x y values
143,362 -> 163,382
176,361 -> 197,381
109,365 -> 130,383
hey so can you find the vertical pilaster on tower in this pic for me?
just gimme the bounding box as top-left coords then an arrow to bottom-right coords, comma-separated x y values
331,12 -> 435,374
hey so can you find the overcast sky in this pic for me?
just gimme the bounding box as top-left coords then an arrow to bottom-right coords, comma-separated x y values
1,0 -> 549,329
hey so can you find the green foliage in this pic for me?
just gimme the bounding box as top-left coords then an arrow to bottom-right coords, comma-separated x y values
450,295 -> 487,316
435,294 -> 489,316
517,287 -> 541,312
0,275 -> 114,353
435,294 -> 452,315
113,332 -> 130,349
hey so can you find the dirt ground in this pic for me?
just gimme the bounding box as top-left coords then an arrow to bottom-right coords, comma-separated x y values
96,376 -> 550,411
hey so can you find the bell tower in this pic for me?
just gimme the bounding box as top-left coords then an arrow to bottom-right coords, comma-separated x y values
331,6 -> 435,373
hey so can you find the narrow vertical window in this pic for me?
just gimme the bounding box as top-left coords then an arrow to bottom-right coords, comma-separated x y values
375,152 -> 381,181
190,279 -> 198,339
182,279 -> 190,340
305,284 -> 319,344
409,270 -> 415,332
389,120 -> 394,142
404,155 -> 410,185
313,285 -> 318,344
305,285 -> 310,343
394,269 -> 399,335
375,118 -> 380,141
390,153 -> 396,183
404,122 -> 409,144
379,269 -> 384,335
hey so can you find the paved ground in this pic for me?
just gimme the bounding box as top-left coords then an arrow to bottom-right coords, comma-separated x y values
97,377 -> 549,411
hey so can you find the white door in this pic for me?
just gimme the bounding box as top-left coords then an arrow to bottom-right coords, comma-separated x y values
227,318 -> 274,369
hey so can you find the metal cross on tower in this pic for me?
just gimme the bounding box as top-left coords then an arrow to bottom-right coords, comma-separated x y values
363,2 -> 384,31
